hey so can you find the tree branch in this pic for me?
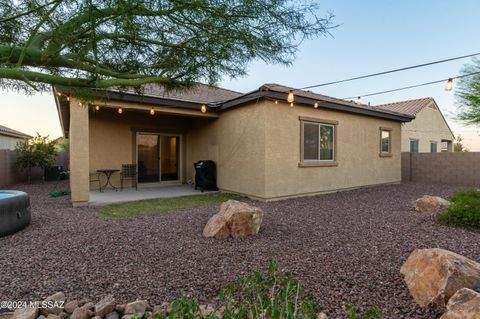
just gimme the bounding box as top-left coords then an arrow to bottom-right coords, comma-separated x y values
0,67 -> 178,88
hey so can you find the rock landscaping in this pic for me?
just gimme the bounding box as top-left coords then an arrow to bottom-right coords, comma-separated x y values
440,288 -> 480,319
203,199 -> 263,239
401,248 -> 480,311
414,195 -> 451,213
1,181 -> 480,318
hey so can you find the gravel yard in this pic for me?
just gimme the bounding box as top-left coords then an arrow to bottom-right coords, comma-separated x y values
1,181 -> 479,318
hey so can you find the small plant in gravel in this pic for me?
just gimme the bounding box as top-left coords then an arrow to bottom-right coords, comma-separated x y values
152,259 -> 383,319
345,304 -> 382,319
438,190 -> 480,229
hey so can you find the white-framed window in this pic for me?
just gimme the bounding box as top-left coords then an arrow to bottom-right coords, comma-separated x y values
380,128 -> 392,156
300,116 -> 337,166
410,139 -> 419,153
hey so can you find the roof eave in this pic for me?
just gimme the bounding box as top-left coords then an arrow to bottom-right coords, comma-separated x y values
219,90 -> 414,122
54,86 -> 216,110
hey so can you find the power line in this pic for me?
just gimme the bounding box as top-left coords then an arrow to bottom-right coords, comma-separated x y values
298,52 -> 480,90
343,71 -> 480,100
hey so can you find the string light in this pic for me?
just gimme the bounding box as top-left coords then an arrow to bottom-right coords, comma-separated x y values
95,105 -> 100,111
274,100 -> 278,105
298,52 -> 480,90
201,104 -> 207,113
314,102 -> 319,109
118,107 -> 123,114
343,71 -> 480,100
56,91 -> 62,97
66,96 -> 70,101
290,102 -> 294,107
287,90 -> 294,103
445,78 -> 453,91
355,96 -> 363,104
150,107 -> 155,115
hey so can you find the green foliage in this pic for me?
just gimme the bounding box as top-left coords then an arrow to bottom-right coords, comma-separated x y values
456,58 -> 480,125
15,133 -> 58,183
97,193 -> 242,219
218,258 -> 321,318
438,190 -> 480,229
151,259 -> 382,319
0,0 -> 335,93
56,138 -> 69,153
453,135 -> 469,152
345,304 -> 382,319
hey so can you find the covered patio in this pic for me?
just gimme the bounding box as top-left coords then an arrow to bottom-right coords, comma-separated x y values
89,184 -> 217,206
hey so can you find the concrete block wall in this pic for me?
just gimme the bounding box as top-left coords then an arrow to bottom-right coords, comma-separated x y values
402,152 -> 480,186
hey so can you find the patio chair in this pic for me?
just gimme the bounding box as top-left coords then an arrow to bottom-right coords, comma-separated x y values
120,164 -> 138,191
90,172 -> 102,192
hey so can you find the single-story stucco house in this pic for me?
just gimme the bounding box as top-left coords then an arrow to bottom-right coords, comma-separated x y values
0,124 -> 32,150
376,97 -> 455,152
54,83 -> 414,207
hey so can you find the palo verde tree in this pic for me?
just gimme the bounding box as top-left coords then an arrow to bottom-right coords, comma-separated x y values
456,58 -> 480,125
0,0 -> 334,94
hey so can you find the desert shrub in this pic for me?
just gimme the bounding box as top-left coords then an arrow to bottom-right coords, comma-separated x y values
15,134 -> 57,183
438,190 -> 480,229
152,259 -> 382,319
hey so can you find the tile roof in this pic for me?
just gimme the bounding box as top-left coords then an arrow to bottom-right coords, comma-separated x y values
0,124 -> 32,139
120,83 -> 243,104
259,83 -> 414,118
375,97 -> 434,116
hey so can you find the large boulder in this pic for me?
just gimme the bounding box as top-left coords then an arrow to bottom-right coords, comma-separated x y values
203,200 -> 263,239
70,305 -> 90,319
12,306 -> 38,319
95,295 -> 115,318
39,292 -> 66,316
124,301 -> 148,316
440,288 -> 480,319
400,248 -> 480,309
414,195 -> 450,213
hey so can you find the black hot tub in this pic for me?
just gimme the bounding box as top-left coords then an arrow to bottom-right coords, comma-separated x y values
0,190 -> 31,237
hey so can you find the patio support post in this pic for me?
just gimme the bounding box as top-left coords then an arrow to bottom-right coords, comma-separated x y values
69,98 -> 90,207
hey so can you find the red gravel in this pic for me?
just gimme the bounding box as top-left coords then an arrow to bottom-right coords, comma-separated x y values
1,181 -> 479,318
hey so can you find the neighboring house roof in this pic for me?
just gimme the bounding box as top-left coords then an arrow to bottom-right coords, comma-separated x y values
0,124 -> 32,139
375,97 -> 434,116
376,97 -> 455,139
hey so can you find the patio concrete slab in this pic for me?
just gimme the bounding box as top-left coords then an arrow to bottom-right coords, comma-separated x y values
89,184 -> 217,206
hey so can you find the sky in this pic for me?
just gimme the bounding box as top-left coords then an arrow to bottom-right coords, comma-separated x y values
1,1 -> 480,149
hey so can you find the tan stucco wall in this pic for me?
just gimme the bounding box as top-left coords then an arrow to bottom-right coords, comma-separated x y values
89,108 -> 195,189
263,101 -> 402,199
186,101 -> 267,198
401,103 -> 454,152
0,135 -> 24,150
68,96 -> 405,204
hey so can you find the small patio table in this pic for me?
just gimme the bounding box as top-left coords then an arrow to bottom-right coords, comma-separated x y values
96,169 -> 120,191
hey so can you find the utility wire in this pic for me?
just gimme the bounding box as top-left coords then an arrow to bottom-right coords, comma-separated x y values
298,52 -> 480,90
343,71 -> 480,100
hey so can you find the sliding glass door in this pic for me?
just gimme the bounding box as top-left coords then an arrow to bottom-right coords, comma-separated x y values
137,133 -> 180,184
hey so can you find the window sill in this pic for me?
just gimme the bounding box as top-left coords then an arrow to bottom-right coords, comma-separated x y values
298,161 -> 338,167
379,153 -> 392,157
